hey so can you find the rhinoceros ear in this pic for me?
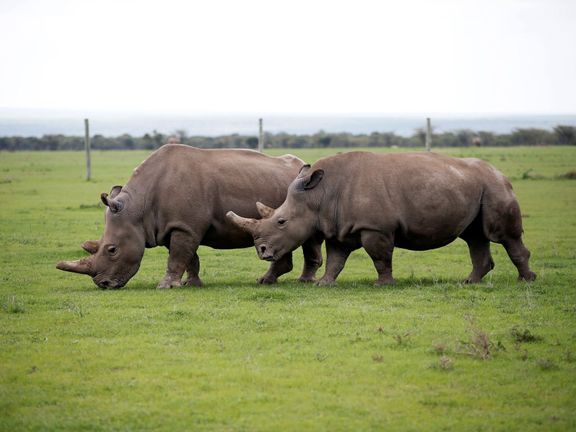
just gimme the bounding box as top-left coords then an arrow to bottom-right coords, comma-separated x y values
226,211 -> 258,234
256,202 -> 275,219
81,240 -> 100,254
101,193 -> 124,213
302,169 -> 324,190
109,185 -> 123,199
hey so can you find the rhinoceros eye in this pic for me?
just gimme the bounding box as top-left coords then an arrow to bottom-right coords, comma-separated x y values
107,245 -> 118,256
277,218 -> 287,226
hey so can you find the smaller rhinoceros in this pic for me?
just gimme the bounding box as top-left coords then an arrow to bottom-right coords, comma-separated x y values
227,151 -> 536,285
56,144 -> 323,289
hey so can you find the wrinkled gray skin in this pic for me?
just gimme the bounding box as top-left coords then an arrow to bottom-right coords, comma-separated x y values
227,151 -> 536,285
56,144 -> 323,289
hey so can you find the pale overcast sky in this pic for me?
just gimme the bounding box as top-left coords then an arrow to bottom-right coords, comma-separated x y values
0,0 -> 575,115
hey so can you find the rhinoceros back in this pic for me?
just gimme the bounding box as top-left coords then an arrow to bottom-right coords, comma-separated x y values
124,144 -> 304,249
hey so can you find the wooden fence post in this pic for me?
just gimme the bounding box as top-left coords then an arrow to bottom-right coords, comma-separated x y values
425,117 -> 432,151
84,118 -> 91,181
258,118 -> 264,152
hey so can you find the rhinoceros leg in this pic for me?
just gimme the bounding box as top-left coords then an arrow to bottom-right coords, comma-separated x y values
258,252 -> 294,284
298,236 -> 323,282
158,231 -> 199,289
316,239 -> 356,286
481,197 -> 536,282
183,252 -> 203,287
361,230 -> 395,286
462,237 -> 495,283
502,238 -> 536,281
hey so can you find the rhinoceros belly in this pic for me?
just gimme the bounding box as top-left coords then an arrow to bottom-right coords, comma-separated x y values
394,230 -> 460,251
201,224 -> 255,249
392,201 -> 479,251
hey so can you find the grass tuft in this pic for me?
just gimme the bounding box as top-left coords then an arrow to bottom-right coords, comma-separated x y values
63,301 -> 85,318
432,343 -> 449,355
392,330 -> 414,346
429,355 -> 454,371
2,295 -> 25,314
562,350 -> 575,363
458,316 -> 506,360
537,358 -> 559,371
521,168 -> 544,180
511,326 -> 542,343
438,355 -> 454,370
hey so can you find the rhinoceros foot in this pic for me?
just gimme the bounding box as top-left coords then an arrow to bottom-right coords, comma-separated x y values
315,277 -> 336,287
297,275 -> 316,283
183,277 -> 203,287
257,275 -> 278,285
157,277 -> 182,289
374,277 -> 396,286
519,271 -> 537,282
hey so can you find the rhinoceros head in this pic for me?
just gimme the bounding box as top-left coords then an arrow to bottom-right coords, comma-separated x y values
227,165 -> 324,262
56,186 -> 145,289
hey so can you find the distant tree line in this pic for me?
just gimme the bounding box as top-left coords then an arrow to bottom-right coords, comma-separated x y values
1,125 -> 575,151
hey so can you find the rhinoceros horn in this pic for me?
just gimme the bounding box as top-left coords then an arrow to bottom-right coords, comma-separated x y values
256,202 -> 275,219
81,240 -> 100,254
56,256 -> 95,276
226,211 -> 258,234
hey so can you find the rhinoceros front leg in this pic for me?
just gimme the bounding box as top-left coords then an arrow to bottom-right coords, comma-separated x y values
183,252 -> 202,287
298,236 -> 323,283
316,239 -> 355,286
463,236 -> 495,283
158,231 -> 199,289
257,253 -> 293,284
361,230 -> 395,285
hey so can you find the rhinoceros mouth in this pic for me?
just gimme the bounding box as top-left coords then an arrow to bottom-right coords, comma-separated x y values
93,275 -> 124,289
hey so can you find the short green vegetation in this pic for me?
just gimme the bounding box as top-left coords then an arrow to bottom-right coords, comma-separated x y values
1,146 -> 575,431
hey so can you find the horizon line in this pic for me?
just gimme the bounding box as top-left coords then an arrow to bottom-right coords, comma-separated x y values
1,107 -> 576,118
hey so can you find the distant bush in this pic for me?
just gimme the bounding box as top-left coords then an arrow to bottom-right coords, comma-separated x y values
1,124 -> 575,150
554,125 -> 576,145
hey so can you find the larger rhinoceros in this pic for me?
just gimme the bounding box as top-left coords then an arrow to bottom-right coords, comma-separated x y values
227,151 -> 536,285
56,144 -> 323,289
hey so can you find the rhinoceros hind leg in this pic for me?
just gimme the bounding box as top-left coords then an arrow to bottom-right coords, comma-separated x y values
482,198 -> 536,281
257,252 -> 293,284
183,252 -> 203,287
298,236 -> 323,282
502,238 -> 536,282
361,231 -> 395,286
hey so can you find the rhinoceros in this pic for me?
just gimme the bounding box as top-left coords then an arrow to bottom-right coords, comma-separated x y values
227,151 -> 536,285
56,144 -> 323,289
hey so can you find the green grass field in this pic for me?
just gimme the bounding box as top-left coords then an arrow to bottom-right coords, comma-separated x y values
1,146 -> 575,431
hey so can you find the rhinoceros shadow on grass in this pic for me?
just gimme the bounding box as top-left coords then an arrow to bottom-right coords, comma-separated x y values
56,145 -> 323,289
227,151 -> 537,286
